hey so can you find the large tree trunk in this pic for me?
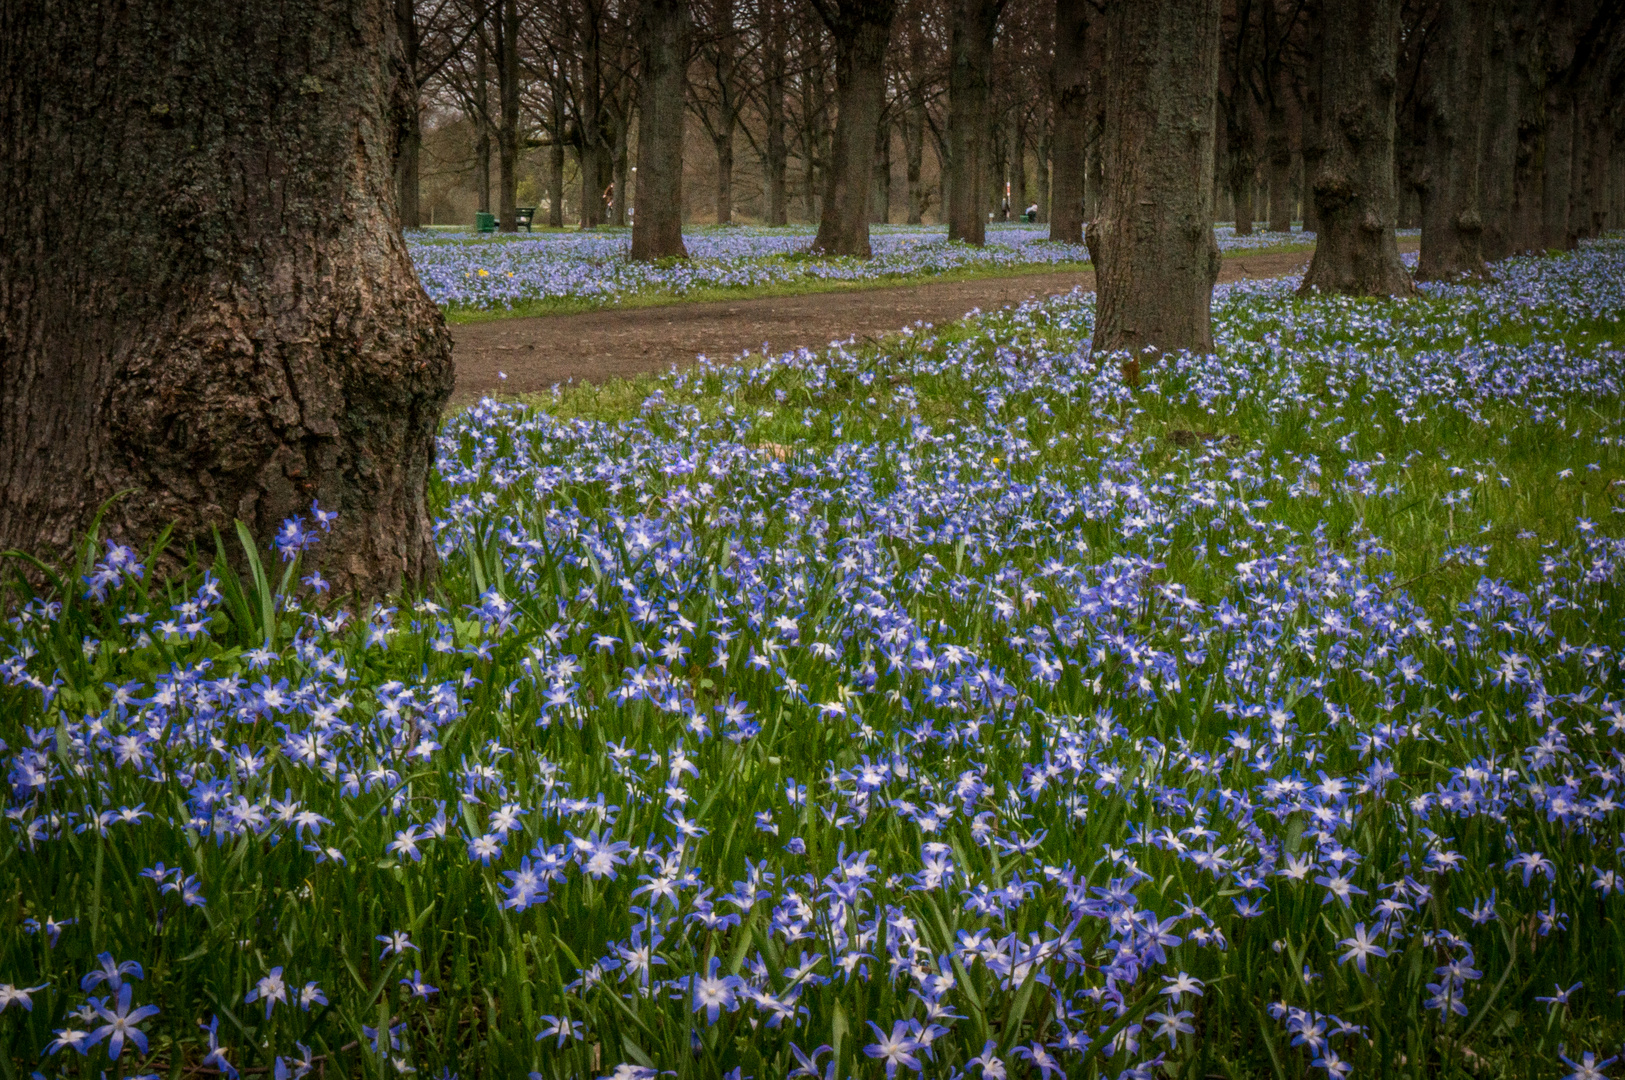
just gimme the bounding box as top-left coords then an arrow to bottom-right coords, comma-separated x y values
498,0 -> 520,232
811,0 -> 897,257
1540,0 -> 1576,251
1084,109 -> 1103,217
1541,83 -> 1575,249
1479,0 -> 1517,260
1087,0 -> 1222,378
394,0 -> 422,230
631,0 -> 690,260
1300,41 -> 1321,234
1418,0 -> 1489,280
1299,0 -> 1416,297
0,0 -> 454,595
1510,3 -> 1547,253
945,0 -> 1003,244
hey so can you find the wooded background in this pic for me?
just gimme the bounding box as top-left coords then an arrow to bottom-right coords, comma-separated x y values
401,0 -> 1625,252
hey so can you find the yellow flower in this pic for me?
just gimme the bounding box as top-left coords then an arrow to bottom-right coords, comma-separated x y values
478,268 -> 490,277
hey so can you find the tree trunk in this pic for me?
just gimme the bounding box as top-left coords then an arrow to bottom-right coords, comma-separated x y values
1034,132 -> 1050,224
811,0 -> 897,257
579,7 -> 608,231
1479,0 -> 1516,260
549,64 -> 567,227
1299,0 -> 1416,297
394,0 -> 422,230
1087,0 -> 1222,377
0,0 -> 453,595
1542,88 -> 1575,248
1265,102 -> 1292,231
631,0 -> 690,260
1540,0 -> 1576,251
945,0 -> 1002,244
905,96 -> 927,223
474,21 -> 492,215
1418,0 -> 1489,280
710,4 -> 739,226
498,0 -> 519,232
870,117 -> 892,223
613,108 -> 630,227
987,110 -> 1006,220
762,0 -> 791,225
715,130 -> 735,224
1009,116 -> 1027,220
1510,3 -> 1546,253
1046,0 -> 1085,241
1227,92 -> 1257,234
1084,109 -> 1103,218
1300,40 -> 1321,234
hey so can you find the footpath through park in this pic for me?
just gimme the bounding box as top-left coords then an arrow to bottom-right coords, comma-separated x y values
449,239 -> 1420,402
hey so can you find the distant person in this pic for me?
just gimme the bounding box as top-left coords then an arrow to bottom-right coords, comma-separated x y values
1000,199 -> 1010,221
1023,203 -> 1038,223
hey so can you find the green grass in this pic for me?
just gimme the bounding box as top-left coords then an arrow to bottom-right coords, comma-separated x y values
437,243 -> 1332,324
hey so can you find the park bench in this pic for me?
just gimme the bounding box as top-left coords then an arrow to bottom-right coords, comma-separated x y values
475,209 -> 536,233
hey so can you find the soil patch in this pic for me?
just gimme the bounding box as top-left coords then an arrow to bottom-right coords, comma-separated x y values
449,241 -> 1417,402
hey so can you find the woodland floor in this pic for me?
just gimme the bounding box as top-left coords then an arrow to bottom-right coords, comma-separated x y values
448,239 -> 1419,403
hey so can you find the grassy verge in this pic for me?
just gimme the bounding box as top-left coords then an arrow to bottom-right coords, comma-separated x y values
439,241 -> 1323,325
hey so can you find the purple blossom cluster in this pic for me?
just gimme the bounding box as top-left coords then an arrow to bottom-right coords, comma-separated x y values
0,239 -> 1621,1079
406,222 -> 1317,309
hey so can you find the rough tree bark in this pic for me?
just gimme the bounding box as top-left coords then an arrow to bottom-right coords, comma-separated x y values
0,0 -> 454,595
1084,110 -> 1103,218
1540,0 -> 1576,250
1086,0 -> 1222,377
631,0 -> 691,260
1510,3 -> 1547,253
1479,0 -> 1517,260
498,0 -> 520,232
1298,0 -> 1416,297
810,0 -> 898,256
1418,0 -> 1489,280
945,0 -> 1005,244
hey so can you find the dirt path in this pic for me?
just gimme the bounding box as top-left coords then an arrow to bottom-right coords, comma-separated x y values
451,240 -> 1417,399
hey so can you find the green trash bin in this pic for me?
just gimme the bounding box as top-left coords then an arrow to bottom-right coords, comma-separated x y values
475,211 -> 496,233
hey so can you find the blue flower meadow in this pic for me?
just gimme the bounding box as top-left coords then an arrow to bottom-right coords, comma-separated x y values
2,241 -> 1624,1079
407,222 -> 1323,311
